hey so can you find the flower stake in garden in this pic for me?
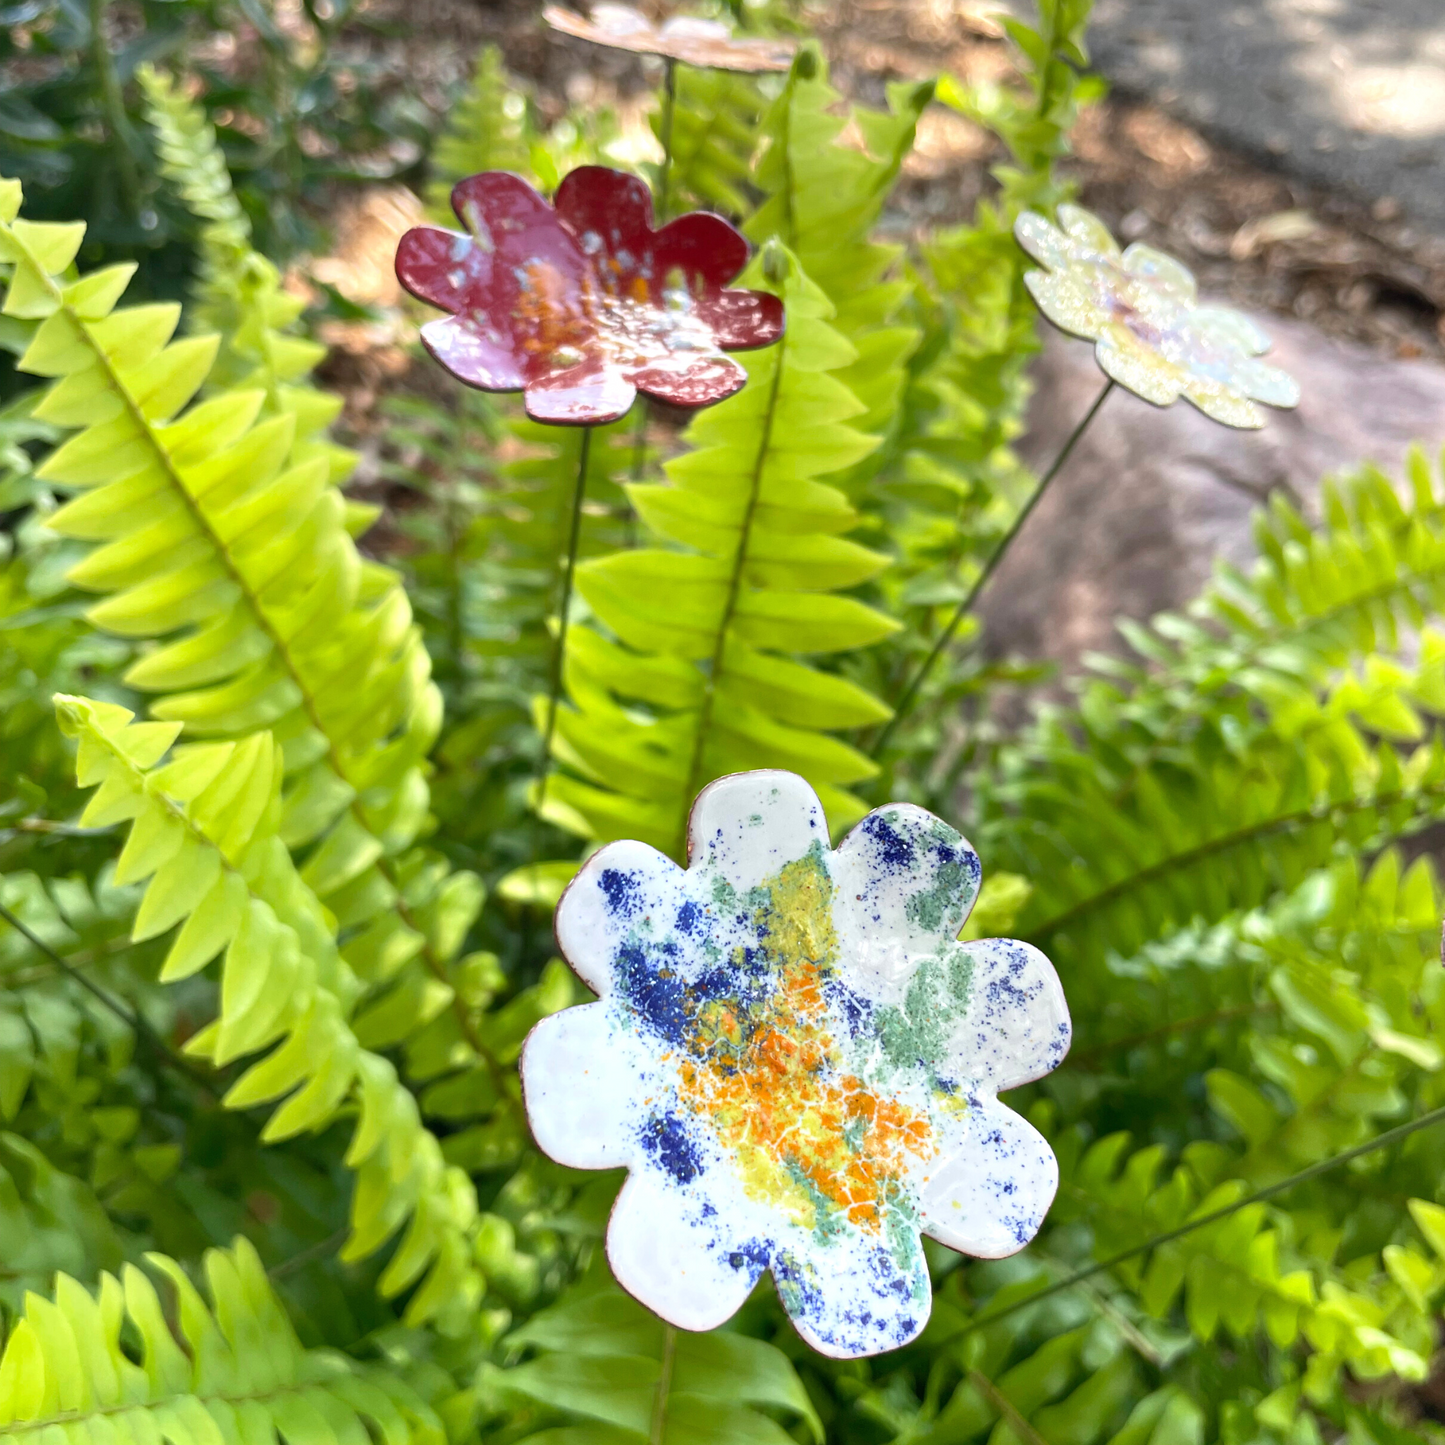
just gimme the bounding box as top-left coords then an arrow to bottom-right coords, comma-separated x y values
395,167 -> 783,800
543,5 -> 796,482
521,770 -> 1071,1358
877,203 -> 1303,754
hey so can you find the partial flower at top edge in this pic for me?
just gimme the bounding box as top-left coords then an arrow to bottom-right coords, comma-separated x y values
1015,203 -> 1302,430
519,769 -> 1071,1358
544,3 -> 797,72
395,166 -> 785,426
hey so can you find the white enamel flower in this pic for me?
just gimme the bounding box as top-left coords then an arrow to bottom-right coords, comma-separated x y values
521,771 -> 1071,1359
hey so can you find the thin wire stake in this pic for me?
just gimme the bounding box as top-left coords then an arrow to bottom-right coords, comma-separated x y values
537,425 -> 593,807
657,56 -> 677,224
940,1100 -> 1445,1349
873,377 -> 1116,757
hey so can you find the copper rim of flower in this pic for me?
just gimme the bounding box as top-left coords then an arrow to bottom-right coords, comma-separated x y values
1014,204 -> 1302,430
543,3 -> 797,72
395,165 -> 785,426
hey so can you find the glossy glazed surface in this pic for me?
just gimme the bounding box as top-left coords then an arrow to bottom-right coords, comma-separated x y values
544,3 -> 797,72
396,166 -> 785,424
1016,204 -> 1301,428
521,771 -> 1071,1358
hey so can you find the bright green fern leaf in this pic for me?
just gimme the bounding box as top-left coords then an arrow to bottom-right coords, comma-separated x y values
0,1234 -> 445,1445
546,250 -> 896,856
53,693 -> 485,1326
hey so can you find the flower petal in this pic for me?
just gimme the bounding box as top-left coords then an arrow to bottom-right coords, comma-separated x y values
554,164 -> 655,257
395,225 -> 484,312
449,171 -> 562,263
918,1098 -> 1059,1257
555,838 -> 683,995
652,212 -> 750,289
946,937 -> 1071,1092
693,289 -> 786,351
833,805 -> 982,986
1014,210 -> 1073,270
607,1172 -> 763,1332
1181,377 -> 1265,430
1095,326 -> 1185,406
1234,356 -> 1301,409
520,1002 -> 638,1168
1191,304 -> 1272,357
1122,242 -> 1198,303
524,362 -> 637,425
1024,269 -> 1108,340
1058,203 -> 1121,259
775,1233 -> 931,1358
418,316 -> 525,393
684,769 -> 828,893
631,352 -> 747,409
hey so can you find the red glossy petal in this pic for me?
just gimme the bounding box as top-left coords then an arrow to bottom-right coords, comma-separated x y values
652,212 -> 749,289
525,363 -> 637,426
694,290 -> 785,352
419,316 -> 526,393
630,352 -> 746,409
554,166 -> 655,254
450,171 -> 558,256
396,225 -> 484,311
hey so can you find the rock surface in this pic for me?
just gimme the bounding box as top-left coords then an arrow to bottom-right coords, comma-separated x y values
980,314 -> 1445,674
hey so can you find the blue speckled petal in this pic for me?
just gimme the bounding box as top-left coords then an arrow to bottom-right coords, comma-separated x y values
834,802 -> 982,983
917,1099 -> 1059,1258
608,1172 -> 766,1332
946,937 -> 1072,1092
777,1226 -> 932,1359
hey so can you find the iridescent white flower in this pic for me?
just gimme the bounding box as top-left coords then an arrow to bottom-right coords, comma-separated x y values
521,770 -> 1071,1359
1016,203 -> 1301,429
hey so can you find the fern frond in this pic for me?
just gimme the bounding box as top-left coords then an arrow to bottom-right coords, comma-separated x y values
975,456 -> 1445,990
1051,1125 -> 1435,1390
545,251 -> 896,856
0,175 -> 511,1139
0,1234 -> 446,1444
52,694 -> 486,1323
747,59 -> 931,474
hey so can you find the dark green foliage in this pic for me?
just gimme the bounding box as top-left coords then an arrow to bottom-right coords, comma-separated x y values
3,6 -> 1445,1445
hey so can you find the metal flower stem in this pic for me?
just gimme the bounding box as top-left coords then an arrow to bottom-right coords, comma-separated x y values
873,377 -> 1116,756
537,425 -> 593,805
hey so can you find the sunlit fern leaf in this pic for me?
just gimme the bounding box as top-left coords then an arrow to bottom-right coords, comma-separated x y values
498,1264 -> 823,1444
52,693 -> 486,1324
544,250 -> 895,857
426,43 -> 534,216
0,173 -> 509,1148
747,57 -> 932,485
0,1234 -> 446,1445
1050,1121 -> 1433,1384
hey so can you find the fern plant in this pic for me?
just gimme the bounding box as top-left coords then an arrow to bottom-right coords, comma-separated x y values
6,5 -> 1445,1445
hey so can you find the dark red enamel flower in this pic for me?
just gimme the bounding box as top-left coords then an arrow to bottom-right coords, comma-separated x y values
395,166 -> 785,425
